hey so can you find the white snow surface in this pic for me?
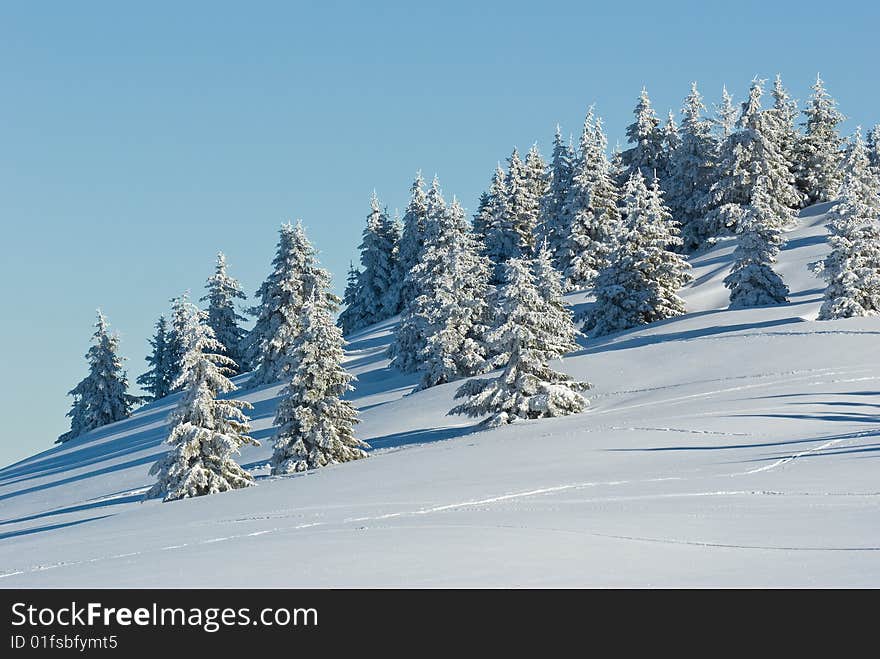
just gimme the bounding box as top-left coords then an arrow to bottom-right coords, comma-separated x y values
2,202 -> 879,587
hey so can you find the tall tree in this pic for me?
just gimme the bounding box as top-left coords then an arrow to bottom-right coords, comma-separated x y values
816,129 -> 880,319
450,258 -> 590,427
713,85 -> 738,140
355,192 -> 402,323
770,74 -> 801,204
621,87 -> 664,183
136,315 -> 175,401
539,126 -> 575,268
668,82 -> 717,251
505,147 -> 541,259
659,109 -> 680,183
146,301 -> 257,501
397,172 -> 429,303
201,252 -> 249,374
795,75 -> 846,205
703,78 -> 799,244
337,263 -> 367,335
586,172 -> 692,336
481,164 -> 518,280
59,311 -> 140,444
559,110 -> 620,288
723,176 -> 790,308
270,295 -> 369,475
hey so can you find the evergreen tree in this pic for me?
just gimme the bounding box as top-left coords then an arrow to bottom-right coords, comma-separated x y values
165,294 -> 191,389
504,147 -> 540,259
397,172 -> 429,303
136,315 -> 175,401
621,88 -> 664,182
586,172 -> 692,336
355,192 -> 401,323
270,296 -> 369,475
703,78 -> 799,244
417,198 -> 493,389
866,125 -> 880,180
770,74 -> 801,203
246,221 -> 339,387
816,129 -> 880,319
560,110 -> 621,288
659,109 -> 680,183
481,164 -> 518,280
59,311 -> 140,444
668,82 -> 717,251
337,262 -> 368,335
450,258 -> 590,427
539,126 -> 575,267
146,301 -> 257,501
796,75 -> 846,205
713,85 -> 738,140
723,176 -> 790,308
201,252 -> 249,374
523,143 -> 550,249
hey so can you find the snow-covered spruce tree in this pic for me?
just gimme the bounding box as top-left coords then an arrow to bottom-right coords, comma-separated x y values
770,74 -> 801,203
417,198 -> 493,389
713,85 -> 738,140
559,110 -> 621,289
586,172 -> 692,336
270,295 -> 369,475
201,252 -> 249,374
816,129 -> 880,319
523,143 -> 550,246
164,294 -> 192,390
539,126 -> 575,268
504,147 -> 540,259
866,125 -> 880,180
481,164 -> 519,280
389,177 -> 450,373
136,315 -> 175,401
723,176 -> 790,309
397,172 -> 429,304
449,258 -> 590,427
668,82 -> 717,251
703,78 -> 799,243
795,75 -> 846,205
354,191 -> 401,323
337,262 -> 367,335
59,311 -> 140,443
146,301 -> 257,501
659,110 -> 680,184
621,88 -> 664,183
246,221 -> 339,387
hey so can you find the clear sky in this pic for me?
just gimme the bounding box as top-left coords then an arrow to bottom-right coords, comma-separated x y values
1,0 -> 878,467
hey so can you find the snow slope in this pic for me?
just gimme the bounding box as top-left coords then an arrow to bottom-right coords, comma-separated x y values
2,202 -> 879,587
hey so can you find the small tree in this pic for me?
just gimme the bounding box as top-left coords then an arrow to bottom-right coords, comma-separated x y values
270,296 -> 369,475
136,315 -> 175,401
723,176 -> 790,308
816,129 -> 880,319
147,302 -> 257,501
201,252 -> 249,374
450,258 -> 590,427
59,311 -> 140,443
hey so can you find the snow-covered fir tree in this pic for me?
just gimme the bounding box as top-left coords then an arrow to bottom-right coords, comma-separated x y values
668,82 -> 717,251
586,172 -> 692,336
397,172 -> 429,303
337,262 -> 367,335
702,78 -> 799,244
353,191 -> 401,324
270,294 -> 369,475
770,74 -> 801,202
246,221 -> 339,387
621,88 -> 664,183
136,315 -> 175,401
523,143 -> 550,246
816,129 -> 880,319
59,311 -> 140,444
164,293 -> 192,390
146,301 -> 257,501
539,126 -> 575,268
866,125 -> 880,180
449,258 -> 590,427
481,164 -> 518,279
417,197 -> 493,389
659,109 -> 680,183
201,252 -> 249,374
723,176 -> 790,308
713,85 -> 738,140
504,147 -> 541,259
795,75 -> 846,205
559,109 -> 621,288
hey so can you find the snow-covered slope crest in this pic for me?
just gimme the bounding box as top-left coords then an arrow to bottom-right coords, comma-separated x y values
2,203 -> 880,587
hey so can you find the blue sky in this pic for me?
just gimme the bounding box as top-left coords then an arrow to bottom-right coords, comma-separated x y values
1,0 -> 877,467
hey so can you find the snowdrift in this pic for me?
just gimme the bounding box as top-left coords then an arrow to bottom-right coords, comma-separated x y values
2,202 -> 879,586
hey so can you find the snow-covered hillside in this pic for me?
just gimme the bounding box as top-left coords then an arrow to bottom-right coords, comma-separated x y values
2,202 -> 879,587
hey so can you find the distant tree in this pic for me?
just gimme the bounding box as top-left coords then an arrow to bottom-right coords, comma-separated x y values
621,88 -> 664,183
659,109 -> 680,183
59,311 -> 140,444
864,125 -> 880,180
201,252 -> 249,374
136,315 -> 175,400
337,262 -> 367,335
397,172 -> 429,303
539,126 -> 576,268
723,176 -> 790,308
355,192 -> 402,323
450,258 -> 590,427
769,74 -> 801,205
816,129 -> 880,319
481,164 -> 518,281
713,85 -> 738,140
146,301 -> 257,501
795,75 -> 846,204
